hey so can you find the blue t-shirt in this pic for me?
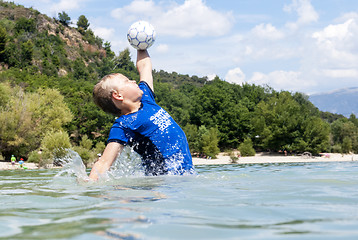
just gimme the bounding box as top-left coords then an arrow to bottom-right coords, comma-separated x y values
108,82 -> 194,175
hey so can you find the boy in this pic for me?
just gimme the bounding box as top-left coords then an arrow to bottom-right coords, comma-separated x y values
11,155 -> 16,165
89,50 -> 194,180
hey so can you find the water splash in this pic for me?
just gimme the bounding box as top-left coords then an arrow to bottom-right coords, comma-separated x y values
54,149 -> 89,181
109,146 -> 145,178
54,147 -> 145,183
53,146 -> 193,184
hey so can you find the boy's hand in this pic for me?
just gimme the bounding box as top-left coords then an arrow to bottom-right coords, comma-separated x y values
136,50 -> 154,91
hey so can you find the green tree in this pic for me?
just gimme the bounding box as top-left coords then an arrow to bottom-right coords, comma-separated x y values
349,114 -> 358,128
114,48 -> 136,72
83,29 -> 99,45
341,136 -> 352,154
0,87 -> 40,158
103,41 -> 115,59
190,79 -> 253,148
300,116 -> 330,155
4,42 -> 20,67
198,126 -> 220,158
30,88 -> 73,133
72,58 -> 89,79
183,124 -> 200,154
331,119 -> 358,153
77,15 -> 90,34
255,92 -> 303,151
20,40 -> 34,66
0,86 -> 73,158
14,17 -> 36,34
253,91 -> 328,154
0,25 -> 7,61
58,11 -> 71,26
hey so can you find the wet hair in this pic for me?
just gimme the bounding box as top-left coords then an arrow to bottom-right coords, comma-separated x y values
93,73 -> 122,116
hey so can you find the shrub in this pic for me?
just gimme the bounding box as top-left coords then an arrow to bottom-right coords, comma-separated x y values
238,138 -> 256,157
14,17 -> 36,34
72,146 -> 91,166
93,141 -> 105,155
28,150 -> 41,163
40,130 -> 72,165
199,126 -> 220,158
331,144 -> 342,153
227,151 -> 239,163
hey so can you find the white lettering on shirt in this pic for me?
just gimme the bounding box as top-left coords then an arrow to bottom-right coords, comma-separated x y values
150,109 -> 172,131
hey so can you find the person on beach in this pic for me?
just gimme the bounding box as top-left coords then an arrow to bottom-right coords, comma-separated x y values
89,49 -> 194,180
19,158 -> 24,168
11,155 -> 16,165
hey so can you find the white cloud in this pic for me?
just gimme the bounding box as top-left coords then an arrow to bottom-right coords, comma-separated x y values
111,0 -> 160,23
50,0 -> 86,12
249,72 -> 269,86
335,12 -> 358,23
92,27 -> 115,40
284,0 -> 318,30
321,69 -> 358,78
225,67 -> 246,84
157,0 -> 233,37
249,71 -> 315,92
311,18 -> 358,68
18,0 -> 50,4
240,4 -> 358,93
155,44 -> 169,53
313,19 -> 355,42
251,23 -> 284,40
207,74 -> 217,81
110,0 -> 233,38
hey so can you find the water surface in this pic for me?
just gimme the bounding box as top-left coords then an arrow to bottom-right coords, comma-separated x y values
1,161 -> 358,239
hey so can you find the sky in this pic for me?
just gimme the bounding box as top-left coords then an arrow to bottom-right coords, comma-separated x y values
10,0 -> 358,94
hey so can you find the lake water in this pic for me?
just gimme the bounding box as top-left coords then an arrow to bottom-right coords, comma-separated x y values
1,159 -> 358,239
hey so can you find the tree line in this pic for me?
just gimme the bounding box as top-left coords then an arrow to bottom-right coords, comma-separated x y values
0,2 -> 357,166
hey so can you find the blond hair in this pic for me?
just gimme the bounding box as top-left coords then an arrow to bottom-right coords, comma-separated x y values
93,73 -> 122,116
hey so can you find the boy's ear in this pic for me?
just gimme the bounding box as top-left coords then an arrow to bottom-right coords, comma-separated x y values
112,90 -> 123,101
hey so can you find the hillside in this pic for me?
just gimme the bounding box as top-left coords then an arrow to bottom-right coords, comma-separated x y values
309,87 -> 358,117
0,1 -> 106,77
0,1 -> 208,87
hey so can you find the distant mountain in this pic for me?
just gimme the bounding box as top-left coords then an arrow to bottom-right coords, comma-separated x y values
309,87 -> 358,117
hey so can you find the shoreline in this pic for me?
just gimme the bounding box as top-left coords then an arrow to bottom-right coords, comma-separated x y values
192,152 -> 357,165
1,152 -> 357,170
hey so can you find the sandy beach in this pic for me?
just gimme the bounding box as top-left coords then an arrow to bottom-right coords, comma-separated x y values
0,152 -> 356,170
192,152 -> 358,165
0,161 -> 39,170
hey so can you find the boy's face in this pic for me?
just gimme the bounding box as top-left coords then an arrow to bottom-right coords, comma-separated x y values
111,75 -> 143,102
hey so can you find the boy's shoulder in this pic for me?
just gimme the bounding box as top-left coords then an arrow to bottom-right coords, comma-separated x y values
139,81 -> 155,102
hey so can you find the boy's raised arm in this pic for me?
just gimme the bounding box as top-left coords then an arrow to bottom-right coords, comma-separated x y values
136,50 -> 154,91
89,142 -> 124,181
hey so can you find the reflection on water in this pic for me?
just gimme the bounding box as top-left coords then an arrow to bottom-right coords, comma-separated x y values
1,156 -> 358,239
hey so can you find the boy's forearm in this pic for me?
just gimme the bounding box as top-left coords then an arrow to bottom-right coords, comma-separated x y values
89,160 -> 111,180
88,142 -> 123,181
137,50 -> 154,91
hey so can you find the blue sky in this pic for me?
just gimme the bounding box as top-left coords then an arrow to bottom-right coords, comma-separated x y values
11,0 -> 358,94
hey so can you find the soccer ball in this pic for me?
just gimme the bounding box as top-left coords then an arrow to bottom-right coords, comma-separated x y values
127,21 -> 156,50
